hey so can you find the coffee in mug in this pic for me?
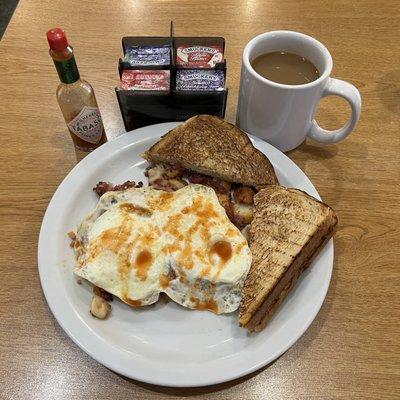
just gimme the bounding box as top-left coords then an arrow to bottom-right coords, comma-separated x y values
251,51 -> 320,85
237,31 -> 362,151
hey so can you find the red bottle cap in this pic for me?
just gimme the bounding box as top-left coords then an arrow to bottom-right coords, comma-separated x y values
47,28 -> 69,51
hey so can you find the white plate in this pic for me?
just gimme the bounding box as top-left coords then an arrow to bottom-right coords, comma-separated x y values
38,122 -> 333,387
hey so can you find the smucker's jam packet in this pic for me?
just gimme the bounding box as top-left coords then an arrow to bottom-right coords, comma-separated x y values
175,69 -> 225,91
123,45 -> 171,66
176,45 -> 223,68
121,70 -> 170,91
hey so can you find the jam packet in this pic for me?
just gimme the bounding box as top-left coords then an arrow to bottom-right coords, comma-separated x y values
123,45 -> 170,66
176,45 -> 223,68
175,69 -> 225,91
121,70 -> 170,91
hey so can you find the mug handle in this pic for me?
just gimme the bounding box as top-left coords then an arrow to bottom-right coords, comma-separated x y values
307,78 -> 361,144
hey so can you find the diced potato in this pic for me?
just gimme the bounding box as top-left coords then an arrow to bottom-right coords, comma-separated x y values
90,294 -> 111,319
233,203 -> 254,226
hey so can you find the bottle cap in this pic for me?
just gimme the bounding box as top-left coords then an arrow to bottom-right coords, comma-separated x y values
47,28 -> 69,51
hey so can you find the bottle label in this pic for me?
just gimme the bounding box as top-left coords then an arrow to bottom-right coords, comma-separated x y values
68,106 -> 104,144
54,56 -> 80,84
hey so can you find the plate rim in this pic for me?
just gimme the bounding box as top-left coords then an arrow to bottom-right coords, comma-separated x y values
38,122 -> 333,387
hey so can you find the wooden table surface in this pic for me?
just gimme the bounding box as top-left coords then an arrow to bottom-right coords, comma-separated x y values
1,0 -> 399,399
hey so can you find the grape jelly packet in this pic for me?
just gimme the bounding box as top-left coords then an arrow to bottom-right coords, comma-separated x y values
175,69 -> 225,91
123,45 -> 171,66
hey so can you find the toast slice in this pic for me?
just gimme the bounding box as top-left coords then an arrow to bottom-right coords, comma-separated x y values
239,185 -> 338,332
142,115 -> 278,187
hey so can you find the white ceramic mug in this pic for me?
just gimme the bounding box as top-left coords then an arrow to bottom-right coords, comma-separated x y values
236,31 -> 361,152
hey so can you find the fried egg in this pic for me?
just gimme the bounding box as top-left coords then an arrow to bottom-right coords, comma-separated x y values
73,185 -> 252,313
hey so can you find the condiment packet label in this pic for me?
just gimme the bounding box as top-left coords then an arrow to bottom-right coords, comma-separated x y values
175,69 -> 225,91
176,45 -> 223,68
123,45 -> 170,66
121,70 -> 170,91
68,106 -> 103,144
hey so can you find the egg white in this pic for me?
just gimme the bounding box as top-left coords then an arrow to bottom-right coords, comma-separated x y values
73,185 -> 252,313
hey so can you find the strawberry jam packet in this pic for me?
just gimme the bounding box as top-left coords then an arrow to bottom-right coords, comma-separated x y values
121,70 -> 170,91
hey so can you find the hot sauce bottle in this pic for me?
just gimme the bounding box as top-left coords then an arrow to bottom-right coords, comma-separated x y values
47,28 -> 107,151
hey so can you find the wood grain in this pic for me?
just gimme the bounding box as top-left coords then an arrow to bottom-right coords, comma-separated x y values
0,0 -> 399,399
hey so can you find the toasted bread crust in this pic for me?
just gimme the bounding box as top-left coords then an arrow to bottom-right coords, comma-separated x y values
238,185 -> 338,331
142,115 -> 278,187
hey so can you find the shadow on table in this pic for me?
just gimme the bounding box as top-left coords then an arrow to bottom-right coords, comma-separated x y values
376,69 -> 400,115
117,357 -> 280,396
74,147 -> 90,163
286,141 -> 343,203
287,140 -> 338,160
0,0 -> 19,39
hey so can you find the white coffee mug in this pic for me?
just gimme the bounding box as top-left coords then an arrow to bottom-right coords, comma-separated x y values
236,31 -> 361,152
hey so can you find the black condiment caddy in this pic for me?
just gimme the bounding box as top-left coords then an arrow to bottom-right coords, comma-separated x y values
115,24 -> 228,131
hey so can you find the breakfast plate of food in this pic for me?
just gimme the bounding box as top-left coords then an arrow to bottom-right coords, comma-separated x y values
38,115 -> 337,387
